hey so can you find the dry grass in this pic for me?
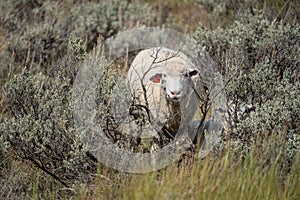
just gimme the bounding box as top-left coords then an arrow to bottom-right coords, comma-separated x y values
75,149 -> 300,199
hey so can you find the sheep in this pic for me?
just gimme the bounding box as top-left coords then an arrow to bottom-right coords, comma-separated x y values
126,47 -> 201,143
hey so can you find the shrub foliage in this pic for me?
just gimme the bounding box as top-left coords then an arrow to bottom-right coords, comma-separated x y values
194,11 -> 300,168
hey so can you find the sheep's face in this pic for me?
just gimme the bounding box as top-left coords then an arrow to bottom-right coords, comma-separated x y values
149,68 -> 199,102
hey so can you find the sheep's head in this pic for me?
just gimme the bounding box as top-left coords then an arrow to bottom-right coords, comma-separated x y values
149,67 -> 199,102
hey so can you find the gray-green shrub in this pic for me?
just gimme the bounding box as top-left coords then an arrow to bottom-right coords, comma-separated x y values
0,0 -> 154,82
196,0 -> 300,28
1,69 -> 97,186
194,11 -> 300,169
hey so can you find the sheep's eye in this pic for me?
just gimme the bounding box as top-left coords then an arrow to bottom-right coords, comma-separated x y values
188,70 -> 198,77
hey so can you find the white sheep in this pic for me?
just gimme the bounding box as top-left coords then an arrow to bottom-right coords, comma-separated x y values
126,47 -> 201,141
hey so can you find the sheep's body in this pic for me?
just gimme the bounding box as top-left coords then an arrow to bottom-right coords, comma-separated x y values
127,47 -> 200,139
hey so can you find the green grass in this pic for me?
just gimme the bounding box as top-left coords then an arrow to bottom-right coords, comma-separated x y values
75,150 -> 300,200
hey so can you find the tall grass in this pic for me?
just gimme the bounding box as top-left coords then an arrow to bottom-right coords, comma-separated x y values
75,148 -> 300,200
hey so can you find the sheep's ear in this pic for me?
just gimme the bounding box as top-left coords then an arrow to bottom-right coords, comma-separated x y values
150,73 -> 162,83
